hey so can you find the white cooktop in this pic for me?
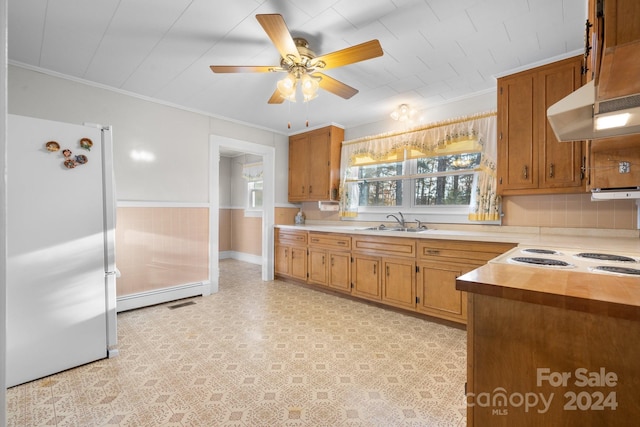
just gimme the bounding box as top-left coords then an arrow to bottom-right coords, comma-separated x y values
490,246 -> 640,277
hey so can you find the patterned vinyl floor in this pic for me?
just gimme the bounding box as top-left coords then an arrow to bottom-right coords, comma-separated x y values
7,259 -> 468,426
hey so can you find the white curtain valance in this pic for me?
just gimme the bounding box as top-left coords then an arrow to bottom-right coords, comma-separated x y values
341,111 -> 496,167
242,162 -> 263,181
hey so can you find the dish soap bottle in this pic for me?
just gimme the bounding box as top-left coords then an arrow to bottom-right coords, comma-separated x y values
295,209 -> 305,225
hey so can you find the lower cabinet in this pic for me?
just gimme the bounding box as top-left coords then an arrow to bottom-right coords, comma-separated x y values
351,254 -> 381,300
417,262 -> 473,323
351,255 -> 416,310
275,227 -> 516,325
382,257 -> 416,310
416,240 -> 516,324
274,229 -> 308,281
307,232 -> 351,292
351,235 -> 417,310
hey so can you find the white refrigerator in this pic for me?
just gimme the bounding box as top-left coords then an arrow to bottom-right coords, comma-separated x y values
7,114 -> 118,387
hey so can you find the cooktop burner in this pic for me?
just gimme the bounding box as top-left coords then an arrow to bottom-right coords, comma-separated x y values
575,253 -> 637,263
510,257 -> 574,268
591,266 -> 640,276
521,248 -> 561,255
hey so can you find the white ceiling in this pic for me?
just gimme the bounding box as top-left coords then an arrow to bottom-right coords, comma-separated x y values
8,0 -> 587,134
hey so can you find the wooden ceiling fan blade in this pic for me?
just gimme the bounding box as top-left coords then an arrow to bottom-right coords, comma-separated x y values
210,65 -> 281,73
268,89 -> 285,104
312,40 -> 383,70
315,73 -> 359,99
256,14 -> 300,62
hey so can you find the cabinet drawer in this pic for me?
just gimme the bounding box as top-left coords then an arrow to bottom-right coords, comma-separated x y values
308,232 -> 351,250
276,229 -> 308,246
418,240 -> 515,262
353,236 -> 416,257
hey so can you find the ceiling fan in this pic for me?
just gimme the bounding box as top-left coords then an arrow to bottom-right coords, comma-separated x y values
210,14 -> 384,104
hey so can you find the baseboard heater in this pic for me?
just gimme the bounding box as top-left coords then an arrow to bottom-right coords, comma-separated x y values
116,282 -> 204,312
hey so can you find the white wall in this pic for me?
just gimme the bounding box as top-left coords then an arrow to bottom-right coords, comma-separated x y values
345,90 -> 497,141
8,65 -> 290,204
219,156 -> 231,208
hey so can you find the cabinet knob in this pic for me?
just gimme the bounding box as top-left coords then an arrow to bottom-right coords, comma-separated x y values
309,185 -> 313,194
523,165 -> 528,179
549,163 -> 555,178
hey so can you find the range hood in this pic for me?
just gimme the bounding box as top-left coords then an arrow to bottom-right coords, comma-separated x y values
547,80 -> 640,141
591,188 -> 640,200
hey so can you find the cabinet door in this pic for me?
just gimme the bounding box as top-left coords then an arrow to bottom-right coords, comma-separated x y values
328,252 -> 351,292
538,57 -> 584,190
417,264 -> 467,323
498,72 -> 537,191
351,255 -> 381,300
308,248 -> 328,285
382,258 -> 416,310
288,135 -> 308,201
290,246 -> 308,281
307,129 -> 331,200
274,245 -> 290,276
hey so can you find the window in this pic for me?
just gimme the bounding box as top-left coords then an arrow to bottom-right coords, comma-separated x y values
242,161 -> 263,216
247,180 -> 263,210
414,152 -> 481,206
348,151 -> 481,209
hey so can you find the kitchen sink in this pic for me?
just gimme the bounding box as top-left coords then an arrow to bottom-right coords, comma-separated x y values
363,226 -> 429,233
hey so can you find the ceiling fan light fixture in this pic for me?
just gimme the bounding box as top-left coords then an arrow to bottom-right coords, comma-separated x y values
300,74 -> 319,102
277,73 -> 297,102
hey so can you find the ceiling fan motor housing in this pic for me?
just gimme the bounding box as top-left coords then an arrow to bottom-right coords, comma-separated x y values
280,38 -> 322,74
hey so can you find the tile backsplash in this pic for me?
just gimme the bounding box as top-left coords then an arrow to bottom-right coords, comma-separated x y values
502,194 -> 638,229
294,194 -> 638,231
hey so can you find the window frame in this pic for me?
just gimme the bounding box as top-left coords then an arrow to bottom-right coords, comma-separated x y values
343,149 -> 485,224
245,179 -> 263,218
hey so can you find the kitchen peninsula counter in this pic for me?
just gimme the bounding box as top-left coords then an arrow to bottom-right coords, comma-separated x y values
454,244 -> 640,426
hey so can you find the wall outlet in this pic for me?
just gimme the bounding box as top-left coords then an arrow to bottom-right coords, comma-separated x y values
619,161 -> 630,174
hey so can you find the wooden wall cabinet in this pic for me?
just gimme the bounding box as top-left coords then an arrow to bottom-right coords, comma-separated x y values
288,125 -> 344,202
594,0 -> 640,102
585,0 -> 640,189
416,240 -> 515,324
274,229 -> 308,281
497,56 -> 586,195
307,232 -> 351,292
588,137 -> 640,190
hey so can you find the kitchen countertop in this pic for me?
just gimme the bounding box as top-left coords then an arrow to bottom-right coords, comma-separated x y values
456,263 -> 640,320
275,223 -> 640,253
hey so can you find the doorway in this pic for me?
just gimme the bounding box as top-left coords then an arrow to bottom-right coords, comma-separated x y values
209,136 -> 275,294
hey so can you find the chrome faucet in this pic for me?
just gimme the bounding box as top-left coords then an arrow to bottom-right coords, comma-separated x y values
415,219 -> 428,230
386,212 -> 405,227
